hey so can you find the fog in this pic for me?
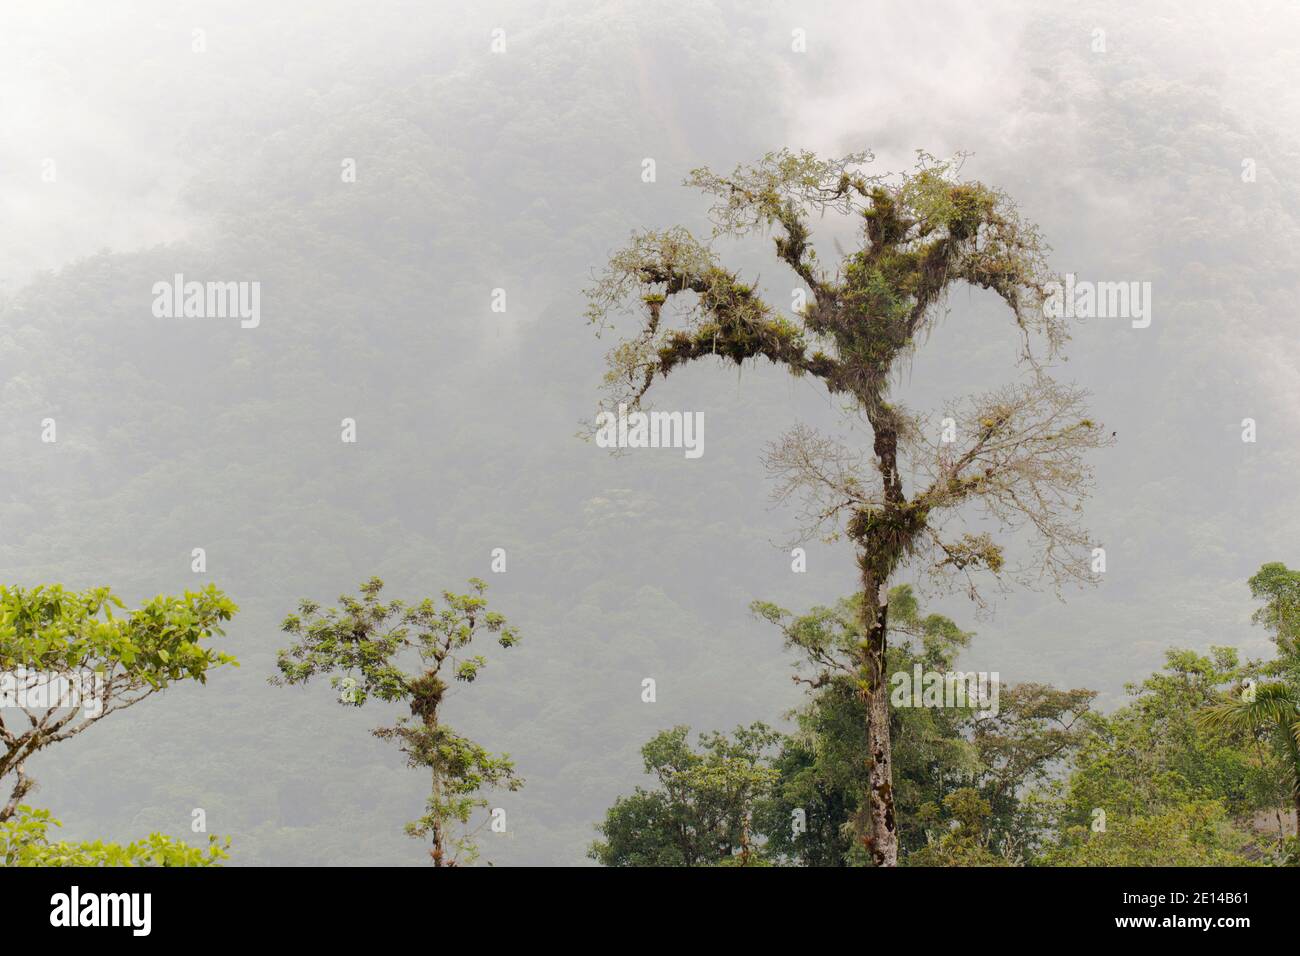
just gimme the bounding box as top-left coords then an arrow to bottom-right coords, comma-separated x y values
1,0 -> 1297,864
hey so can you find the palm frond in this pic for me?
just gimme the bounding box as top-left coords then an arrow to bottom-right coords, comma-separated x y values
1197,682 -> 1299,735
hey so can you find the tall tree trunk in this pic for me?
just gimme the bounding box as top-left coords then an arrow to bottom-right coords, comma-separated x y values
855,406 -> 906,866
859,567 -> 897,866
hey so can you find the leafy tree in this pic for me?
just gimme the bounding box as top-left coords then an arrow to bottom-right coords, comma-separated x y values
1048,646 -> 1279,865
754,585 -> 1092,865
1247,562 -> 1300,658
587,149 -> 1109,864
1196,567 -> 1300,839
756,680 -> 867,866
1043,801 -> 1255,867
0,805 -> 229,866
1200,682 -> 1300,836
0,583 -> 238,822
272,577 -> 521,866
905,788 -> 1008,867
960,682 -> 1097,861
1059,648 -> 1255,820
590,723 -> 781,866
1194,563 -> 1300,846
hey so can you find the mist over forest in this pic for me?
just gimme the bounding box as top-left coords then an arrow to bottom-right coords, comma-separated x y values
2,0 -> 1299,867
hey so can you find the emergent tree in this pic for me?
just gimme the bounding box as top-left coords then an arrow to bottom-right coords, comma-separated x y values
586,149 -> 1109,865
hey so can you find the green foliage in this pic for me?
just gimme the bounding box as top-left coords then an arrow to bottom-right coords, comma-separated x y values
1197,672 -> 1300,838
756,681 -> 867,866
273,577 -> 522,865
1055,648 -> 1273,827
590,724 -> 781,866
595,586 -> 1092,867
0,583 -> 238,821
1206,562 -> 1300,841
1043,611 -> 1300,867
754,586 -> 1094,865
1248,562 -> 1300,657
1043,801 -> 1255,867
905,788 -> 1009,867
0,582 -> 238,686
0,806 -> 228,867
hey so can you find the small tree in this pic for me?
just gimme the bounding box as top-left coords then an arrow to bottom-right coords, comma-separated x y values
272,577 -> 522,866
587,149 -> 1109,864
0,583 -> 238,822
905,789 -> 1008,867
1246,562 -> 1300,662
590,723 -> 781,867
